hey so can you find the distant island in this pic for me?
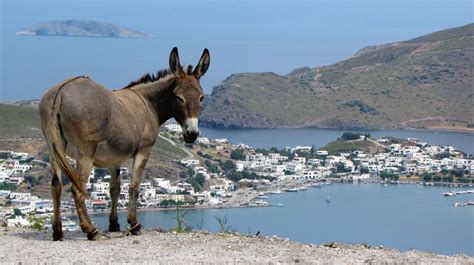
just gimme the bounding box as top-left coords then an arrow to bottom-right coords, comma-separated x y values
16,20 -> 149,38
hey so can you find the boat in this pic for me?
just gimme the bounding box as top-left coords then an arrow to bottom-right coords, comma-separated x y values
249,200 -> 270,207
298,187 -> 308,191
269,190 -> 282,194
45,217 -> 80,232
277,203 -> 284,207
285,188 -> 299,192
443,192 -> 454,197
63,218 -> 80,231
257,195 -> 269,199
383,184 -> 388,187
326,195 -> 330,203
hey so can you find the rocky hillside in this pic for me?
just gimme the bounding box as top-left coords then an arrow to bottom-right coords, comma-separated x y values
201,23 -> 474,130
16,20 -> 149,38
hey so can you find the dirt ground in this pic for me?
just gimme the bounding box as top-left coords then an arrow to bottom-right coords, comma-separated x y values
0,228 -> 472,264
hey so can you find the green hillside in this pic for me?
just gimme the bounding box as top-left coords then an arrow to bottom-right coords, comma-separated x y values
201,23 -> 474,130
0,103 -> 42,138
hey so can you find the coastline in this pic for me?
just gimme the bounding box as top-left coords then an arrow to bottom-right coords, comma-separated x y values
64,180 -> 317,217
69,178 -> 474,218
200,125 -> 474,134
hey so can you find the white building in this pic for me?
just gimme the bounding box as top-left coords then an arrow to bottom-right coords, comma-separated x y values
164,123 -> 182,132
286,162 -> 303,173
271,164 -> 287,173
214,138 -> 229,144
196,137 -> 210,145
180,159 -> 200,167
316,150 -> 329,156
9,192 -> 31,200
292,157 -> 306,165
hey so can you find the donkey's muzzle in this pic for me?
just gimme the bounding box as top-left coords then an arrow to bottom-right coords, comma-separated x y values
184,129 -> 199,143
183,118 -> 200,143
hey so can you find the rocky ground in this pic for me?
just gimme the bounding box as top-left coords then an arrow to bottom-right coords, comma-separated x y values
1,228 -> 472,264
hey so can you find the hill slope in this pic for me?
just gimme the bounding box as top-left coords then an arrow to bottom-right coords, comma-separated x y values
0,102 -> 42,138
201,23 -> 474,130
16,20 -> 149,38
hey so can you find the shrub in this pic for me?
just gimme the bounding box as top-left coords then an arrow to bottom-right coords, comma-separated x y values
214,213 -> 235,233
169,205 -> 192,233
222,160 -> 236,171
340,132 -> 362,141
230,149 -> 246,160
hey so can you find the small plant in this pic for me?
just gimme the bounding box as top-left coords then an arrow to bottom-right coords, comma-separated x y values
214,213 -> 235,233
28,215 -> 48,231
169,204 -> 192,233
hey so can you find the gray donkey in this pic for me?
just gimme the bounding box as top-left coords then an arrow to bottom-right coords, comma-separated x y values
39,47 -> 210,240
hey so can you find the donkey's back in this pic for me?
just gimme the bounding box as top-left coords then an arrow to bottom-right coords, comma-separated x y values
40,76 -> 114,142
39,76 -> 153,167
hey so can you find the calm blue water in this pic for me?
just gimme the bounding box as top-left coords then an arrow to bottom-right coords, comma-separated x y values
1,0 -> 472,100
87,184 -> 474,255
201,128 -> 474,154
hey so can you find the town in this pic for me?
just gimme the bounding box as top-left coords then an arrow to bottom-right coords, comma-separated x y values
1,125 -> 473,228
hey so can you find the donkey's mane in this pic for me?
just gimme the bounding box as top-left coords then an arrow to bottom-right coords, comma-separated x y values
123,65 -> 194,89
123,68 -> 173,89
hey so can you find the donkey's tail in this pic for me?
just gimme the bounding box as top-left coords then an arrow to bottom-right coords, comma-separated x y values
47,77 -> 88,200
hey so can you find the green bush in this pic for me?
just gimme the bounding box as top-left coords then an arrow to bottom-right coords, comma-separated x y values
222,160 -> 236,171
380,171 -> 399,180
230,149 -> 246,160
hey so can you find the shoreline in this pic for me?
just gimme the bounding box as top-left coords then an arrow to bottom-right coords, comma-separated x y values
68,179 -> 473,218
200,125 -> 474,134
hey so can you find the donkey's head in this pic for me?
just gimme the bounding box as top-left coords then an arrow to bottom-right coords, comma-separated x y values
169,47 -> 210,143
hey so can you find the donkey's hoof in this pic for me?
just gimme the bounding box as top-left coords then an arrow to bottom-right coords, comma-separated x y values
52,230 -> 64,241
130,223 -> 142,236
108,223 -> 121,233
87,228 -> 101,241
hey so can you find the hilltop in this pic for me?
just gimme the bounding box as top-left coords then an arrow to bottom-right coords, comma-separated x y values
201,23 -> 474,130
1,229 -> 472,263
16,20 -> 149,38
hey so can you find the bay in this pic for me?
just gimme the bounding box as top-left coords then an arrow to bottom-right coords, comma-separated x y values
87,183 -> 474,256
200,128 -> 474,154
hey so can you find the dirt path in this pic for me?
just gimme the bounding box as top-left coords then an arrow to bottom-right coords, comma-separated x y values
1,228 -> 471,264
159,133 -> 193,159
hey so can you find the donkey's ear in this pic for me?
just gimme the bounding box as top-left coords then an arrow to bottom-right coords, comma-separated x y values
169,47 -> 185,77
193,48 -> 210,79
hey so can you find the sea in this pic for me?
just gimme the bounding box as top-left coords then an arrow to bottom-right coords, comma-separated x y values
84,128 -> 474,256
88,183 -> 474,256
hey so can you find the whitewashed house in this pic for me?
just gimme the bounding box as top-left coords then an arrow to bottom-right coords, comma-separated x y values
163,123 -> 182,132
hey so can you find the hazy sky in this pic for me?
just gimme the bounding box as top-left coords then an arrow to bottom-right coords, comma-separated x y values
1,0 -> 472,100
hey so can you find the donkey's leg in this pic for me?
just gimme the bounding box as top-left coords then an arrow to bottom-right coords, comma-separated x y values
127,148 -> 150,235
108,165 -> 121,232
50,160 -> 64,241
71,157 -> 100,240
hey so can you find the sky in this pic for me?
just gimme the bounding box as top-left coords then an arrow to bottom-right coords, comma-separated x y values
1,0 -> 472,100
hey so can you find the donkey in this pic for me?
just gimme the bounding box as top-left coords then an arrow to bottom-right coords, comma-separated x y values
39,47 -> 210,240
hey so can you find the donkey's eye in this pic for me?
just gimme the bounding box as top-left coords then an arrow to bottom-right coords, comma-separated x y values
199,96 -> 204,103
176,96 -> 185,103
